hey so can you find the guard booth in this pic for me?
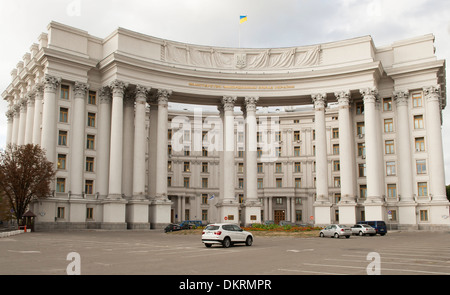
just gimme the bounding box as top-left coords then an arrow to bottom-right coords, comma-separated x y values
22,210 -> 36,232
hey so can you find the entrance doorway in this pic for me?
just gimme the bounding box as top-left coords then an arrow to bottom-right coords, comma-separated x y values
274,210 -> 285,224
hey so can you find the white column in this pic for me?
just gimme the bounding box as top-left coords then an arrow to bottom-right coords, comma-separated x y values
149,89 -> 173,229
24,93 -> 35,144
102,80 -> 128,230
336,90 -> 357,224
243,96 -> 261,225
393,90 -> 417,227
312,93 -> 331,225
41,75 -> 61,164
97,87 -> 112,199
132,85 -> 150,199
127,85 -> 150,230
122,90 -> 135,198
17,99 -> 27,145
32,84 -> 44,145
6,110 -> 13,145
423,86 -> 447,202
217,96 -> 239,223
70,82 -> 89,198
11,104 -> 20,145
361,87 -> 384,220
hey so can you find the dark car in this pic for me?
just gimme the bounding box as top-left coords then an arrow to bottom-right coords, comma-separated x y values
357,221 -> 387,236
164,223 -> 182,233
179,220 -> 202,229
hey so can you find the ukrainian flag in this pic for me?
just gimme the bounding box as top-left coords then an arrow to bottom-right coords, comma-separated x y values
240,15 -> 247,24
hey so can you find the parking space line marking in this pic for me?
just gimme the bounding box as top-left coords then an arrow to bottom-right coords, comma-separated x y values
277,268 -> 348,275
303,263 -> 450,275
8,250 -> 40,254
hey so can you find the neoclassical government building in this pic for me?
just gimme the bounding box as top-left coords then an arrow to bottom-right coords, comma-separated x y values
2,22 -> 449,230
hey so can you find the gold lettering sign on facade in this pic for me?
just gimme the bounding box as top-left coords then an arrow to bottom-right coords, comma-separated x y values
188,83 -> 295,90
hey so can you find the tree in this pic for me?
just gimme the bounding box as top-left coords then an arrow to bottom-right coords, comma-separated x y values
0,144 -> 55,226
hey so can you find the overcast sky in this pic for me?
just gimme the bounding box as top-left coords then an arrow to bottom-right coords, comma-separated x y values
0,0 -> 449,183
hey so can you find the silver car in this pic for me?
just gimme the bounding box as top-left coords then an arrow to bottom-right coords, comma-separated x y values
319,224 -> 351,238
351,224 -> 376,236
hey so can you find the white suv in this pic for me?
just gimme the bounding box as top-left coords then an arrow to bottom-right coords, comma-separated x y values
202,223 -> 253,248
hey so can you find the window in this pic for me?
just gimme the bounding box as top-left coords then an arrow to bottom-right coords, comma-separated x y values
334,177 -> 340,188
295,178 -> 301,188
420,210 -> 428,221
358,142 -> 366,158
184,146 -> 190,156
356,102 -> 364,115
56,178 -> 66,193
60,85 -> 69,99
276,197 -> 283,205
202,178 -> 208,188
238,194 -> 244,204
294,119 -> 300,124
414,115 -> 423,129
59,107 -> 68,123
88,91 -> 96,105
333,144 -> 339,155
86,207 -> 94,219
295,162 -> 301,173
384,118 -> 393,133
333,160 -> 340,171
415,137 -> 425,152
412,93 -> 422,108
293,131 -> 300,141
202,194 -> 208,204
360,185 -> 367,199
358,163 -> 366,177
275,147 -> 281,157
357,122 -> 365,136
86,157 -> 94,172
237,162 -> 244,173
257,147 -> 262,158
238,178 -> 244,189
387,184 -> 397,198
86,135 -> 95,150
257,132 -> 262,143
58,131 -> 68,146
257,163 -> 263,173
385,140 -> 395,154
276,178 -> 282,188
167,177 -> 171,187
202,162 -> 208,173
183,162 -> 190,172
238,132 -> 244,143
237,148 -> 244,158
168,161 -> 172,172
416,160 -> 427,174
334,193 -> 341,203
183,130 -> 190,142
57,154 -> 66,170
168,145 -> 172,156
383,97 -> 392,111
275,131 -> 281,142
257,178 -> 263,189
87,112 -> 96,127
202,146 -> 208,157
202,131 -> 208,142
202,210 -> 208,221
57,207 -> 65,218
418,182 -> 427,197
183,177 -> 190,188
296,210 -> 302,222
332,128 -> 339,139
275,163 -> 282,173
294,146 -> 301,156
386,161 -> 396,176
168,129 -> 172,140
85,180 -> 93,194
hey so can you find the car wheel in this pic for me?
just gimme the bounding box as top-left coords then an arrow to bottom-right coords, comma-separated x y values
345,235 -> 350,239
320,232 -> 325,238
222,237 -> 231,248
245,236 -> 253,246
359,231 -> 364,236
334,233 -> 339,239
205,243 -> 212,248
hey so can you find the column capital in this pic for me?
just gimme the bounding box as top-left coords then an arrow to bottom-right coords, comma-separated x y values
6,110 -> 14,122
360,87 -> 378,103
156,89 -> 172,105
423,85 -> 441,102
110,80 -> 128,96
335,90 -> 351,106
33,83 -> 44,100
43,74 -> 61,93
135,85 -> 151,103
98,86 -> 112,104
244,96 -> 259,113
222,95 -> 237,111
312,93 -> 327,109
393,90 -> 409,106
73,82 -> 90,98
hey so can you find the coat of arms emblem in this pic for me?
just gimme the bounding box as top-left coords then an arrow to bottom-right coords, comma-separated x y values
235,53 -> 247,69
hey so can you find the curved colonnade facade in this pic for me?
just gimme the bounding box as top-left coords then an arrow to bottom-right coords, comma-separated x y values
2,22 -> 449,230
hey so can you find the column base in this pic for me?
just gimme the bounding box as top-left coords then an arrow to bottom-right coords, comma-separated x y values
429,201 -> 450,225
126,199 -> 150,229
216,201 -> 240,224
313,202 -> 332,226
337,202 -> 356,225
363,199 -> 385,221
68,199 -> 87,223
242,201 -> 262,226
149,198 -> 172,229
102,199 -> 127,229
398,202 -> 417,226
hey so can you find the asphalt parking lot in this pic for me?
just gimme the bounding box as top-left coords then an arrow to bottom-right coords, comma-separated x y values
1,229 -> 450,275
